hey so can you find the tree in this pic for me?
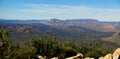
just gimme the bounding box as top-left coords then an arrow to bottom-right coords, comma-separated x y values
58,46 -> 77,59
84,50 -> 103,59
31,35 -> 60,58
0,26 -> 19,59
0,26 -> 9,41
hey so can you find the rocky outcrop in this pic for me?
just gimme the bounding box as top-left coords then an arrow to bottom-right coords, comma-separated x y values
113,48 -> 120,59
51,57 -> 58,59
65,48 -> 120,59
38,48 -> 120,59
104,54 -> 112,59
38,55 -> 46,59
99,48 -> 120,59
65,53 -> 83,59
98,57 -> 104,59
84,57 -> 94,59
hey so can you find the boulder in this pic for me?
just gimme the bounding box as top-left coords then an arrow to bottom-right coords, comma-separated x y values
104,53 -> 112,59
38,55 -> 46,59
51,57 -> 58,59
65,53 -> 83,59
98,57 -> 104,59
113,48 -> 120,59
84,57 -> 94,59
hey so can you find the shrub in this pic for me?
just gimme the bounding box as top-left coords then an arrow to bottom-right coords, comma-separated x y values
84,50 -> 103,59
31,36 -> 60,58
58,46 -> 77,59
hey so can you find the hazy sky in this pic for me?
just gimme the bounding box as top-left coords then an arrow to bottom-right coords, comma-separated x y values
0,0 -> 120,21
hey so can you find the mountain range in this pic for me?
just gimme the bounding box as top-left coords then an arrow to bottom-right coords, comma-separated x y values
0,19 -> 120,46
1,19 -> 120,32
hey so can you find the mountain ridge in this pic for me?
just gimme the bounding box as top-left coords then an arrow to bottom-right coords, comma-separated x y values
1,18 -> 120,32
1,18 -> 120,46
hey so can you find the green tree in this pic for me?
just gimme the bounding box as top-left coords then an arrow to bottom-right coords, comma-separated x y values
31,35 -> 60,58
58,46 -> 77,59
0,26 -> 19,59
0,26 -> 9,41
84,50 -> 103,59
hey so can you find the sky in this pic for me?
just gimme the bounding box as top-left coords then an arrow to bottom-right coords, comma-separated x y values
0,0 -> 120,21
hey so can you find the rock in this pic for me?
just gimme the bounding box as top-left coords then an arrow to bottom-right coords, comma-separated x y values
113,48 -> 120,59
65,53 -> 83,59
104,53 -> 112,59
38,55 -> 46,59
98,57 -> 104,59
51,57 -> 58,59
84,57 -> 94,59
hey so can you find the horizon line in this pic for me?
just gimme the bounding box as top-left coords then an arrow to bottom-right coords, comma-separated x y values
0,18 -> 120,22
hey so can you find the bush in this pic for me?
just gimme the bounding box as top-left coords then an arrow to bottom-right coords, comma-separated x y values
0,27 -> 19,59
31,36 -> 60,58
58,46 -> 77,59
84,50 -> 103,59
0,40 -> 19,59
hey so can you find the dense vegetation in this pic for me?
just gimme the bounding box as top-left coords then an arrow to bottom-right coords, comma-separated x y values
0,27 -> 115,59
0,26 -> 19,59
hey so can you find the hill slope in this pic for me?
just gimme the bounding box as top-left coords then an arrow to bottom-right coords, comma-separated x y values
102,32 -> 120,45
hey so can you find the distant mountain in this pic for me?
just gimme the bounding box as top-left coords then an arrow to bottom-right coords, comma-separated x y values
1,19 -> 120,32
0,19 -> 115,40
1,19 -> 120,49
41,19 -> 120,32
66,19 -> 99,23
0,23 -> 113,41
0,19 -> 45,24
0,19 -> 120,41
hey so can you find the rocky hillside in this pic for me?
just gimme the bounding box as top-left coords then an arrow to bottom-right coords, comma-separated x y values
102,32 -> 120,45
41,19 -> 120,32
1,19 -> 120,32
0,19 -> 120,45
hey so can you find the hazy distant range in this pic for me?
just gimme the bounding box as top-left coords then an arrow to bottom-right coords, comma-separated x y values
0,19 -> 120,47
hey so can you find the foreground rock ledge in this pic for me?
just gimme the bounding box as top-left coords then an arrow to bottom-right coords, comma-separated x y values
38,48 -> 120,59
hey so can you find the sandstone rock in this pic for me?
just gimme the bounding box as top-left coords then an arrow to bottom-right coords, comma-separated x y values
51,57 -> 58,59
84,57 -> 94,59
38,55 -> 46,59
65,53 -> 83,59
113,48 -> 120,59
98,57 -> 104,59
104,53 -> 112,59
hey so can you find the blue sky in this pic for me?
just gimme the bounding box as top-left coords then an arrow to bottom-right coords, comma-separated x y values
0,0 -> 120,21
